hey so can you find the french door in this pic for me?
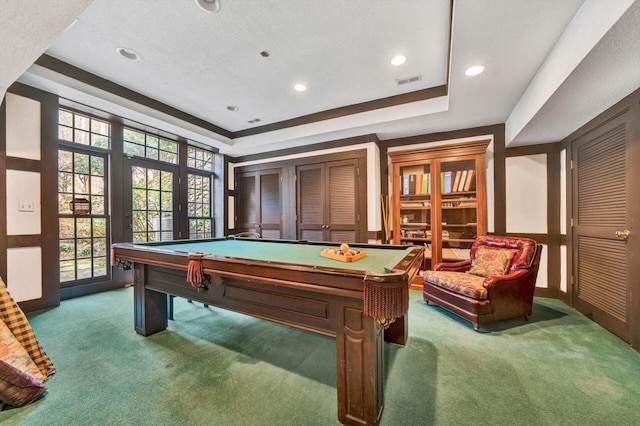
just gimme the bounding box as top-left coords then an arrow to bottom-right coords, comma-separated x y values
572,106 -> 640,347
123,158 -> 180,242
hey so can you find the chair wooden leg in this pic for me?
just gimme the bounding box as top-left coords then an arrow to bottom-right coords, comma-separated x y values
525,314 -> 531,322
473,323 -> 480,331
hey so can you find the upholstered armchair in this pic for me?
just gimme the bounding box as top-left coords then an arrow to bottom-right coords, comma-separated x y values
423,236 -> 542,331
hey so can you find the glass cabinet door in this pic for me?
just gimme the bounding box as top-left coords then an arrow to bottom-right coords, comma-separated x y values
398,164 -> 432,260
439,158 -> 479,261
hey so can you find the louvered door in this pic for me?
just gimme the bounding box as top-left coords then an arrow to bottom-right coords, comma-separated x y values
297,160 -> 360,242
236,170 -> 282,238
326,160 -> 358,243
236,172 -> 257,233
572,113 -> 633,342
258,171 -> 282,239
297,164 -> 325,241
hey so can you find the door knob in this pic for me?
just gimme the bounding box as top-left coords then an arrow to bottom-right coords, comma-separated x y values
615,229 -> 630,240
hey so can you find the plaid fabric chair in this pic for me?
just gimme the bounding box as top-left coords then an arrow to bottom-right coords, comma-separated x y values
0,278 -> 55,379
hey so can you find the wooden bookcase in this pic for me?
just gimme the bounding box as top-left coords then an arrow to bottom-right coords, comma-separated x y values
389,140 -> 489,270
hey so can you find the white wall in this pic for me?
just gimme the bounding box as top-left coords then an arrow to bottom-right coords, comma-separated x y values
506,154 -> 547,233
4,93 -> 43,302
7,247 -> 42,301
560,148 -> 568,292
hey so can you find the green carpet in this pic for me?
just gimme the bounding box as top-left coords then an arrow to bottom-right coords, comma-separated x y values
1,288 -> 639,425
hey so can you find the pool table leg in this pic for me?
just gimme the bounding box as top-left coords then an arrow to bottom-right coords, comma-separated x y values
133,263 -> 168,336
335,305 -> 384,426
383,315 -> 407,346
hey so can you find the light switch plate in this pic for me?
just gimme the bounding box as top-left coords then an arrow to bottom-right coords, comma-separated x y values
18,201 -> 35,212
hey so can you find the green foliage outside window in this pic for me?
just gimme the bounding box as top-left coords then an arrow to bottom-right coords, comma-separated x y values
58,109 -> 110,149
58,147 -> 108,282
123,128 -> 178,164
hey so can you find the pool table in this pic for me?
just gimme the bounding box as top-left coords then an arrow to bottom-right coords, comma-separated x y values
112,237 -> 423,426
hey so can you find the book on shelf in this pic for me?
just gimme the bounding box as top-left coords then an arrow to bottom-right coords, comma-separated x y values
407,231 -> 426,238
458,170 -> 468,192
443,248 -> 471,260
452,171 -> 461,193
421,173 -> 429,194
415,172 -> 422,194
402,175 -> 410,195
464,169 -> 474,191
443,171 -> 453,193
425,230 -> 450,238
408,174 -> 416,194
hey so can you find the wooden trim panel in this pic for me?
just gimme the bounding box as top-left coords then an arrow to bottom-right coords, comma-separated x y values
6,157 -> 40,172
234,86 -> 447,138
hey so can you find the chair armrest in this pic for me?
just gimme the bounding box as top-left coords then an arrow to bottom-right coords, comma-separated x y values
482,269 -> 529,288
433,260 -> 471,272
482,269 -> 539,302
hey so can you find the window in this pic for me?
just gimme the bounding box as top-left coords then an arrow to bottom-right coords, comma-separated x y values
58,109 -> 110,149
187,146 -> 213,171
188,173 -> 212,238
187,146 -> 215,239
58,149 -> 109,282
123,128 -> 178,164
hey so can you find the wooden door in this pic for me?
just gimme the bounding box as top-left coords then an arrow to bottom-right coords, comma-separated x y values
297,160 -> 361,242
297,163 -> 325,241
236,172 -> 258,234
257,171 -> 282,239
326,160 -> 359,243
236,170 -> 282,238
572,109 -> 639,346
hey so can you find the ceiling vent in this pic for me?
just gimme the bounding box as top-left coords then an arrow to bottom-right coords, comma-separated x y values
247,118 -> 262,124
396,74 -> 422,86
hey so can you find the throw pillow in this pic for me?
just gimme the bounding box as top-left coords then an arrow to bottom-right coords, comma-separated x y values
0,359 -> 46,409
468,246 -> 517,277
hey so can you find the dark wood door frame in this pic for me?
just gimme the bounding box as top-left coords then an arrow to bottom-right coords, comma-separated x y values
565,88 -> 640,350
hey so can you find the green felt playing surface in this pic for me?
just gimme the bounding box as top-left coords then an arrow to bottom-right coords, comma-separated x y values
145,239 -> 413,274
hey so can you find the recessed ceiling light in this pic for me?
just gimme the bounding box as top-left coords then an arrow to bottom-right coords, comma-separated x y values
391,55 -> 406,66
116,47 -> 140,61
294,83 -> 307,92
226,105 -> 239,112
195,0 -> 221,12
465,65 -> 485,76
